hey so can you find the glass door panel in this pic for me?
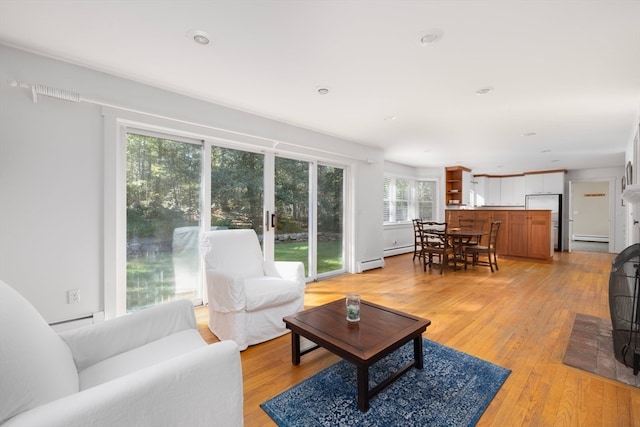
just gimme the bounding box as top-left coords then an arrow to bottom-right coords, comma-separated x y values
126,132 -> 201,312
210,146 -> 264,233
274,157 -> 310,275
317,164 -> 344,274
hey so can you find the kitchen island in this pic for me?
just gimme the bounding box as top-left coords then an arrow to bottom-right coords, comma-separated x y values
445,209 -> 553,260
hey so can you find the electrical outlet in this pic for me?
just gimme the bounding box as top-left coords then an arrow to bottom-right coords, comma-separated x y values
67,289 -> 80,304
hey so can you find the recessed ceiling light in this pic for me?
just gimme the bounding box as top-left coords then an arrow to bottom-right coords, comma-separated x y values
475,86 -> 494,96
317,87 -> 329,95
187,29 -> 211,45
384,116 -> 397,121
419,29 -> 444,45
541,149 -> 551,153
522,132 -> 537,137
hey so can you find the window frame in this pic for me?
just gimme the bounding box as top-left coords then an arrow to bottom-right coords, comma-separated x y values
103,108 -> 356,319
384,175 -> 439,224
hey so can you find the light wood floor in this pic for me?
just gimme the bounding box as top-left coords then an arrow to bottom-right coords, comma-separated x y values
196,251 -> 640,426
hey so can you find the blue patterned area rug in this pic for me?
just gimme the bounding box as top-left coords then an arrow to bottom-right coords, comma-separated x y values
261,338 -> 511,426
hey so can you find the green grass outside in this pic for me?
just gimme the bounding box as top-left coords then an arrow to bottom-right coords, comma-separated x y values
275,240 -> 343,274
127,240 -> 342,310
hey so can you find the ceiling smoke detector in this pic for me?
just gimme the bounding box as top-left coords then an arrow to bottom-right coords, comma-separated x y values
187,30 -> 211,45
317,87 -> 329,95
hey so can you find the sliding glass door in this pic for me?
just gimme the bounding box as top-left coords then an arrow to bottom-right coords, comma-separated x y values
124,129 -> 346,312
126,132 -> 202,311
317,164 -> 344,275
273,157 -> 344,278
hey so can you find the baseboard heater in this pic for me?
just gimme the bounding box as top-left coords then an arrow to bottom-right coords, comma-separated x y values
383,245 -> 413,257
572,234 -> 608,243
357,257 -> 385,273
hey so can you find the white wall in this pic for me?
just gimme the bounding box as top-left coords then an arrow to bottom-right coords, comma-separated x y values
571,181 -> 609,237
566,167 -> 626,252
0,45 -> 384,323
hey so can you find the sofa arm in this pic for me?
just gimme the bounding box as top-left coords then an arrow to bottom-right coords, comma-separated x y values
265,260 -> 305,285
204,268 -> 247,313
3,341 -> 243,427
59,299 -> 197,371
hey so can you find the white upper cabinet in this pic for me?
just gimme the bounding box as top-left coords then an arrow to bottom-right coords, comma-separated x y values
462,170 -> 472,206
486,178 -> 502,206
473,176 -> 486,207
499,176 -> 525,206
524,172 -> 565,194
476,175 -> 525,206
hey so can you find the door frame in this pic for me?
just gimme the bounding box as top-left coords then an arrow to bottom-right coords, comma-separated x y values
567,178 -> 616,253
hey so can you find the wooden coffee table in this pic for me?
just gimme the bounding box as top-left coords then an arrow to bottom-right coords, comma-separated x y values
283,299 -> 431,411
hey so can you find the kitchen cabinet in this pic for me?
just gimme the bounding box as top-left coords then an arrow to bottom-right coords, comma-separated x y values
445,209 -> 474,226
445,166 -> 472,206
508,210 -> 553,259
473,176 -> 486,207
445,209 -> 552,260
488,210 -> 509,256
486,178 -> 502,206
500,176 -> 525,206
524,171 -> 565,194
477,176 -> 524,206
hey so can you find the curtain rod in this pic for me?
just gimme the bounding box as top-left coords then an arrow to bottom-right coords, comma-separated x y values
7,79 -> 376,164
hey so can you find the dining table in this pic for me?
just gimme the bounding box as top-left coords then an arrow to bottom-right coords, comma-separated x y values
447,228 -> 488,269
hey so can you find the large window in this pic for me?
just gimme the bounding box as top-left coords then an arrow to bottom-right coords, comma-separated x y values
126,132 -> 202,311
120,125 -> 348,314
384,176 -> 437,223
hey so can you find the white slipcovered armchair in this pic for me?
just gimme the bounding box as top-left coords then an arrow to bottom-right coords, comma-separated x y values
199,229 -> 305,351
0,280 -> 243,427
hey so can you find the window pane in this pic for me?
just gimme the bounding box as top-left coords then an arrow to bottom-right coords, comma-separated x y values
126,133 -> 201,312
383,177 -> 392,198
396,179 -> 409,200
318,165 -> 344,274
417,181 -> 436,220
210,147 -> 264,232
395,201 -> 409,221
275,157 -> 310,275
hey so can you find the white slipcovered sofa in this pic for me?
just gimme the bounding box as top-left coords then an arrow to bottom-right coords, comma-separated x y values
0,280 -> 244,426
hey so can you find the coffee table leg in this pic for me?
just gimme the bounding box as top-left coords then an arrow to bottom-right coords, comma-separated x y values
357,365 -> 369,412
291,331 -> 301,365
414,336 -> 424,369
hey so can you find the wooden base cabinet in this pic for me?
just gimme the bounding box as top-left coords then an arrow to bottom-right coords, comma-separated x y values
508,210 -> 553,260
445,209 -> 552,260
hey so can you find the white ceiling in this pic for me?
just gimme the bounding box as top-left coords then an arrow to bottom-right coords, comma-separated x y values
1,0 -> 639,175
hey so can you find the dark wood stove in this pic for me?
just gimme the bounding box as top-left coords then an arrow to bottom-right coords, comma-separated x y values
609,244 -> 640,375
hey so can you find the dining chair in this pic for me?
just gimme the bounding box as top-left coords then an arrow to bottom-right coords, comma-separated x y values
459,218 -> 486,246
412,219 -> 423,261
420,221 -> 454,274
463,221 -> 501,272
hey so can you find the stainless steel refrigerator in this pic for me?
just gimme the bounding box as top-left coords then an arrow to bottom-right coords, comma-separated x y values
525,194 -> 562,251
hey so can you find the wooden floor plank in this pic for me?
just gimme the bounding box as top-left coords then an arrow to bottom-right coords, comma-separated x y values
196,250 -> 640,426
